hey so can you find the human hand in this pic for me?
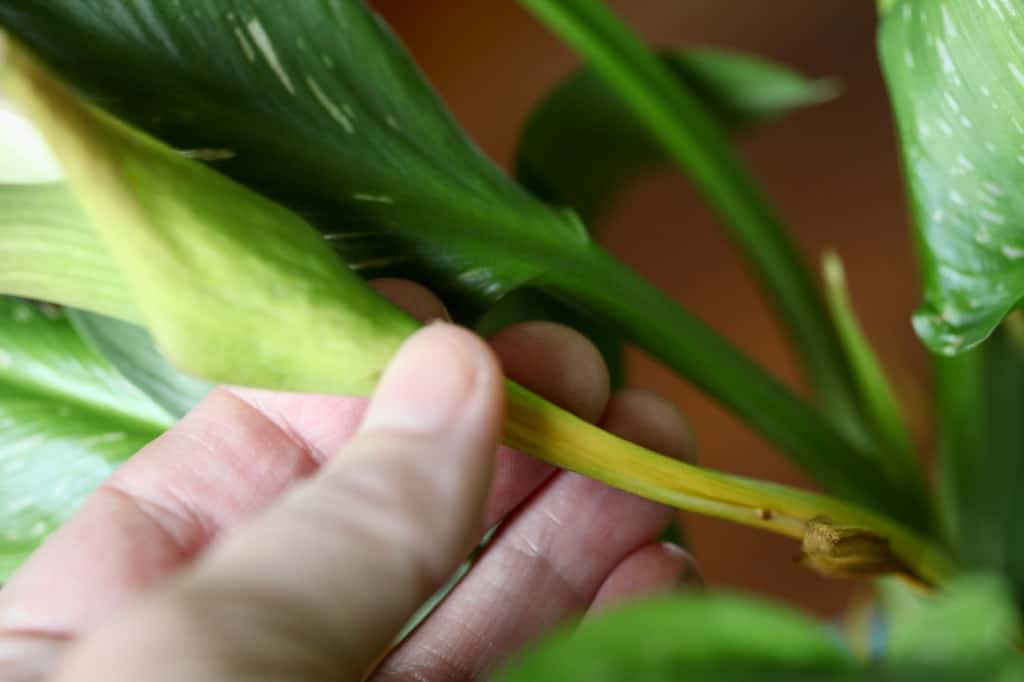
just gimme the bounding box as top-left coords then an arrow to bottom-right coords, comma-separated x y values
0,280 -> 698,682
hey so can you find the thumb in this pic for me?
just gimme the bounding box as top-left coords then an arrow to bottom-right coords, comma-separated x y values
57,323 -> 504,682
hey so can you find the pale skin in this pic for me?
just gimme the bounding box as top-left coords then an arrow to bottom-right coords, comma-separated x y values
0,280 -> 699,682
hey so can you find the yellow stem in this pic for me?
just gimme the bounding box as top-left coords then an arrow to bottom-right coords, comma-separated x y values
502,380 -> 956,586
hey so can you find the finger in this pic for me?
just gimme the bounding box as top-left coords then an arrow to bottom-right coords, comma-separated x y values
0,386 -> 339,635
0,633 -> 69,682
588,542 -> 701,614
221,277 -> 448,455
374,389 -> 693,682
0,318 -> 607,641
0,280 -> 448,635
56,324 -> 504,682
369,278 -> 450,322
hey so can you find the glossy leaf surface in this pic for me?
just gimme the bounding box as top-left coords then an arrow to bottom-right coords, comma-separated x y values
879,1 -> 1024,354
68,311 -> 212,419
0,297 -> 168,578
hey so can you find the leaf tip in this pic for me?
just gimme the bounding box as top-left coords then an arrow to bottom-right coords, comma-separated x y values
810,77 -> 843,105
821,249 -> 845,291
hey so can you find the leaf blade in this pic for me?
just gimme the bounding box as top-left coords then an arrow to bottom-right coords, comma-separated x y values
493,594 -> 853,682
878,1 -> 1024,354
517,47 -> 837,223
68,311 -> 212,419
0,297 -> 168,578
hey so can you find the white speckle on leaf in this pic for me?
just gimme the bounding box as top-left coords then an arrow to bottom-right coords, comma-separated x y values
941,6 -> 958,37
976,229 -> 993,244
233,27 -> 256,62
960,115 -> 973,128
29,521 -> 48,538
323,230 -> 378,241
1010,62 -> 1024,87
984,181 -> 1004,196
950,191 -> 966,206
936,39 -> 956,76
351,193 -> 394,204
247,18 -> 295,94
385,114 -> 400,130
957,154 -> 976,171
80,432 -> 126,448
1002,245 -> 1024,259
305,76 -> 355,133
981,208 -> 1007,224
905,49 -> 915,69
348,256 -> 410,272
180,148 -> 236,162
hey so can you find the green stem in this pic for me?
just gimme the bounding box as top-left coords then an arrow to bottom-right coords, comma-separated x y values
519,0 -> 865,446
504,380 -> 955,586
822,252 -> 928,513
539,244 -> 931,532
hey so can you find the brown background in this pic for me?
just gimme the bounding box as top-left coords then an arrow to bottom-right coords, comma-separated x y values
373,1 -> 930,617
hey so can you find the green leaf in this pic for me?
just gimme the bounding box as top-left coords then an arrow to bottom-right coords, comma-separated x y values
822,252 -> 923,505
0,183 -> 134,320
878,1 -> 1024,355
67,311 -> 212,419
886,574 -> 1019,663
0,297 -> 168,578
517,47 -> 837,223
493,594 -> 854,682
0,0 -> 590,321
493,591 -> 1024,682
2,36 -> 420,394
934,323 -> 1024,596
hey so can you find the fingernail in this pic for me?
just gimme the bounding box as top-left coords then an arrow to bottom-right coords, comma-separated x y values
662,542 -> 704,589
361,324 -> 483,434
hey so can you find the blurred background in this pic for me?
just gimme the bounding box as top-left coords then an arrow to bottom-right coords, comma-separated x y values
373,1 -> 929,617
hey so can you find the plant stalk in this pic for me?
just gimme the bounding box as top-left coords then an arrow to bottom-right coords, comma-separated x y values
538,243 -> 932,532
504,380 -> 955,587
